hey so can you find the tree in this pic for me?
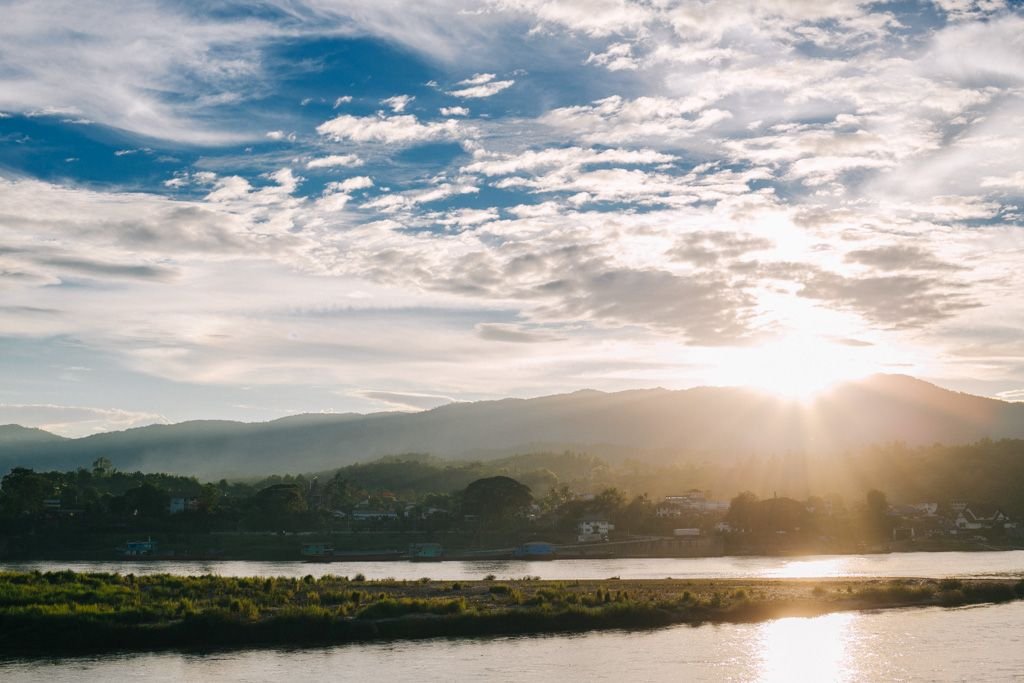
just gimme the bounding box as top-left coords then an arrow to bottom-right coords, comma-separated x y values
541,484 -> 574,513
592,487 -> 626,515
619,494 -> 653,533
120,483 -> 170,518
0,468 -> 53,515
252,484 -> 308,518
864,489 -> 891,542
92,457 -> 114,477
726,491 -> 759,533
462,476 -> 533,521
321,472 -> 357,510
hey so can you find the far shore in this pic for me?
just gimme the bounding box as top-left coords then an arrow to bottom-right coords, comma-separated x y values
4,532 -> 1019,565
3,537 -> 1023,563
2,571 -> 1022,657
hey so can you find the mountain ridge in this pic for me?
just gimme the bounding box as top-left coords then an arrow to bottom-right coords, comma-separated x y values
1,374 -> 1022,478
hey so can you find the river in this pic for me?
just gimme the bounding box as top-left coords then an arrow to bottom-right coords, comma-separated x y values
4,549 -> 1024,581
5,551 -> 1024,680
3,602 -> 1023,681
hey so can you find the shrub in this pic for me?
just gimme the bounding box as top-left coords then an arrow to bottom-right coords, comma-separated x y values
962,582 -> 1016,604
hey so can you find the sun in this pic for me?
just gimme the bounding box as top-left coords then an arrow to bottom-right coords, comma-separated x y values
714,337 -> 873,400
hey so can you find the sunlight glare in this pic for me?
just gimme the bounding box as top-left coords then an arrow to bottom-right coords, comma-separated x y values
716,337 -> 873,400
756,612 -> 858,682
765,557 -> 847,579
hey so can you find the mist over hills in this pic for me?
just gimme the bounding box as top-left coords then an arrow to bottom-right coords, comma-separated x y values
1,374 -> 1022,479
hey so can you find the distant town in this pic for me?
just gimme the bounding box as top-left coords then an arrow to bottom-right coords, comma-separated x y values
3,444 -> 1022,562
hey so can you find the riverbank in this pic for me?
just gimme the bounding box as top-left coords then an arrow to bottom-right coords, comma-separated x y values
3,528 -> 1019,562
2,571 -> 1023,656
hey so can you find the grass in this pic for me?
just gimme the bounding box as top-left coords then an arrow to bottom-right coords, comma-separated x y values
1,572 -> 1023,656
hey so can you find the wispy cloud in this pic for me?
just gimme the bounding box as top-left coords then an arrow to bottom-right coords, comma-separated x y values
0,403 -> 168,437
2,0 -> 1024,421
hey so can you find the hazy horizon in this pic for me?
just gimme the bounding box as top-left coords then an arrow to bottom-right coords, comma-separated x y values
2,372 -> 1016,439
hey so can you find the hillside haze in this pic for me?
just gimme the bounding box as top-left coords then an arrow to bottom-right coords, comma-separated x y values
2,374 -> 1022,478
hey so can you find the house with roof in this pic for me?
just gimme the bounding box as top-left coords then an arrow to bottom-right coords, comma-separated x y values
954,503 -> 1011,531
662,490 -> 729,514
655,502 -> 684,518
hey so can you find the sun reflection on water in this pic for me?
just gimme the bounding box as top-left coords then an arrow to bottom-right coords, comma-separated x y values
755,612 -> 859,682
765,557 -> 848,579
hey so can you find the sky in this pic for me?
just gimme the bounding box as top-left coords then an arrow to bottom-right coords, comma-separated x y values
1,0 -> 1023,436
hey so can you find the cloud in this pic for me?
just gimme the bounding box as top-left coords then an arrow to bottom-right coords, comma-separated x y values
476,322 -> 564,343
316,114 -> 464,144
586,42 -> 639,71
542,262 -> 757,344
0,403 -> 168,438
844,245 -> 962,272
381,94 -> 414,112
447,80 -> 515,98
306,154 -> 365,169
38,256 -> 177,281
0,0 -> 283,144
981,171 -> 1024,190
668,231 -> 773,266
464,146 -> 675,176
458,73 -> 497,86
325,176 -> 374,192
355,390 -> 455,411
361,180 -> 478,212
542,95 -> 732,144
757,264 -> 984,330
4,0 -> 1024,421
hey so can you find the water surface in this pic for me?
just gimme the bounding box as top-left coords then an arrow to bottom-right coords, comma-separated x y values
5,550 -> 1024,581
4,602 -> 1023,681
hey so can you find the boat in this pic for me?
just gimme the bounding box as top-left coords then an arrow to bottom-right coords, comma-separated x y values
408,542 -> 444,561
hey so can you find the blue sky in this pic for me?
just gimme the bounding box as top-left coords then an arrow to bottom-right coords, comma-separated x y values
2,0 -> 1024,435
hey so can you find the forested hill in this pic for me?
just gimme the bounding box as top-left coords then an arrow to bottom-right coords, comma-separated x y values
1,374 -> 1023,478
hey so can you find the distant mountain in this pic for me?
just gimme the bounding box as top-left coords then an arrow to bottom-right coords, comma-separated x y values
1,375 -> 1022,479
0,425 -> 66,446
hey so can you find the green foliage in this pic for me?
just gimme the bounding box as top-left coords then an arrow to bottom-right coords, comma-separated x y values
462,476 -> 533,521
1,571 -> 1022,656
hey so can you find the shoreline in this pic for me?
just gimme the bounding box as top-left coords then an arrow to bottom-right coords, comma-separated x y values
4,536 -> 1019,565
3,541 -> 1023,564
2,572 -> 1022,657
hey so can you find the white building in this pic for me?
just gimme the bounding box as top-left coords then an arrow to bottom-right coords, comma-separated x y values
955,504 -> 1010,530
660,491 -> 729,514
577,518 -> 615,542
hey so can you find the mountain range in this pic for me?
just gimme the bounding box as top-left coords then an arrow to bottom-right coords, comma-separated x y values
1,374 -> 1022,479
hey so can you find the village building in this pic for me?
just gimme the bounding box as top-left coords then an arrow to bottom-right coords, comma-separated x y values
577,517 -> 615,542
954,503 -> 1012,531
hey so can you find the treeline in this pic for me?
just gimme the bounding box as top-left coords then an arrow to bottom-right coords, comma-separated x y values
3,438 -> 1024,533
